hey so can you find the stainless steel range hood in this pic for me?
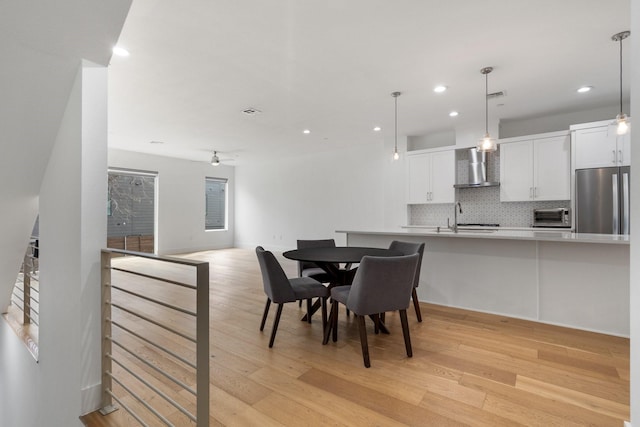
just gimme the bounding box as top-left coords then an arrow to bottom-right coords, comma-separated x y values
453,148 -> 500,188
454,181 -> 500,188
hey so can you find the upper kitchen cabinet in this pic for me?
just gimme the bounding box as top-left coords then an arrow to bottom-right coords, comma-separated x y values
572,120 -> 631,169
500,132 -> 570,202
406,148 -> 455,204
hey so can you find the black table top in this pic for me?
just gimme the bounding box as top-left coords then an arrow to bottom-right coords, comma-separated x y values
283,246 -> 402,264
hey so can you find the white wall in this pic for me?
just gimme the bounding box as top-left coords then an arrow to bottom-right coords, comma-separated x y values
408,130 -> 456,151
498,103 -> 628,139
384,136 -> 409,229
0,62 -> 107,427
235,143 -> 390,251
109,149 -> 235,255
0,0 -> 131,314
629,1 -> 639,424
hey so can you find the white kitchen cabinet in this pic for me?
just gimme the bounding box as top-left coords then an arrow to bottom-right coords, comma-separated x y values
500,134 -> 570,202
407,154 -> 429,204
406,149 -> 455,204
573,121 -> 631,169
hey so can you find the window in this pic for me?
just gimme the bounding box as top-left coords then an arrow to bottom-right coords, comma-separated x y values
205,177 -> 227,230
107,169 -> 157,253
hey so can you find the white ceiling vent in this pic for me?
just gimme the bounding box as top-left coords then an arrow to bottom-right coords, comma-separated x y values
242,107 -> 262,115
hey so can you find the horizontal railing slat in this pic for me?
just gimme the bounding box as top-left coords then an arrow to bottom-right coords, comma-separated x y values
108,355 -> 196,423
108,373 -> 170,426
110,266 -> 197,291
110,284 -> 197,317
110,320 -> 196,369
110,303 -> 196,343
105,390 -> 149,427
110,337 -> 196,396
104,248 -> 208,267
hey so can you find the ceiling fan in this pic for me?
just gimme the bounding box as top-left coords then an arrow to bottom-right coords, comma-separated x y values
210,150 -> 235,166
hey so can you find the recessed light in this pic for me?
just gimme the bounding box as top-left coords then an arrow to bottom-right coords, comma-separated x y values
577,86 -> 592,93
449,111 -> 459,117
112,46 -> 130,57
373,126 -> 382,132
434,85 -> 447,93
149,140 -> 164,144
303,129 -> 311,134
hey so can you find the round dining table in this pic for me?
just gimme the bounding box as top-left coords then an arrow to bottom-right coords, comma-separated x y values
283,246 -> 403,332
283,246 -> 402,287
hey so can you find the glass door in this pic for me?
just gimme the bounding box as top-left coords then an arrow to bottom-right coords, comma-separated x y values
107,169 -> 157,253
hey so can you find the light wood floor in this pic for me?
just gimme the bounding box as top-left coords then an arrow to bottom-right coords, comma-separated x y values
82,247 -> 630,426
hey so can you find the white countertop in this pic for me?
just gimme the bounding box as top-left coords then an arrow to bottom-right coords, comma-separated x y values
337,227 -> 630,245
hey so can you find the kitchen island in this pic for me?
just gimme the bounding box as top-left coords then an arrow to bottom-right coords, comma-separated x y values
337,228 -> 630,337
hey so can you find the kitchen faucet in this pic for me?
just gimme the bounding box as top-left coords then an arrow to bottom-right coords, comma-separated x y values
451,202 -> 462,233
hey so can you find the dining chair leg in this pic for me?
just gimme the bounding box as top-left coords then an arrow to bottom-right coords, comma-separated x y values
323,300 -> 337,345
380,312 -> 386,323
306,298 -> 313,323
260,298 -> 271,331
412,288 -> 422,322
332,301 -> 339,343
321,297 -> 328,337
268,304 -> 284,348
357,315 -> 371,368
299,300 -> 302,308
373,313 -> 380,335
399,309 -> 413,357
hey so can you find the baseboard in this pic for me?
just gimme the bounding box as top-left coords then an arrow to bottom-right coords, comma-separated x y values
624,421 -> 631,427
81,382 -> 102,415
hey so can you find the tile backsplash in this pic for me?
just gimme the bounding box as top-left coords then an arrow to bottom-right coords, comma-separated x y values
408,187 -> 570,227
408,146 -> 570,227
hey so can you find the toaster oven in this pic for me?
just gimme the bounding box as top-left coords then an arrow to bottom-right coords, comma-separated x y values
533,208 -> 571,228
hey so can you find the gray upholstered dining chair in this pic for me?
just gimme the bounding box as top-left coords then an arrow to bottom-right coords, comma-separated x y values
388,240 -> 425,322
255,246 -> 329,348
323,253 -> 420,368
296,239 -> 337,307
296,239 -> 337,282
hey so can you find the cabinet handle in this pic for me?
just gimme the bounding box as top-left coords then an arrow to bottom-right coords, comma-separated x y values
612,150 -> 616,164
534,187 -> 538,198
619,150 -> 623,164
529,187 -> 533,199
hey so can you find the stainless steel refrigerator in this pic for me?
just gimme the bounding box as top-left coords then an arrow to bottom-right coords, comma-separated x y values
575,167 -> 630,234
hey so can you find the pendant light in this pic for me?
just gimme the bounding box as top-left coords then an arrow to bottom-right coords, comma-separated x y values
477,67 -> 497,152
612,31 -> 630,136
392,91 -> 401,160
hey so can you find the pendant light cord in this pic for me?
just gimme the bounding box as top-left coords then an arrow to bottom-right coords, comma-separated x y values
394,95 -> 398,151
485,71 -> 489,134
619,37 -> 623,115
391,91 -> 400,156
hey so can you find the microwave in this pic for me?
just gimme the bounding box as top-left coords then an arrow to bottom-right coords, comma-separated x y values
533,208 -> 571,228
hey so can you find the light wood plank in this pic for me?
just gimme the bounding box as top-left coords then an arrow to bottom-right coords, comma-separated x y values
516,375 -> 630,420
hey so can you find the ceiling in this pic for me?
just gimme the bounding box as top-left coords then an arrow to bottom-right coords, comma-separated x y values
107,0 -> 631,165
